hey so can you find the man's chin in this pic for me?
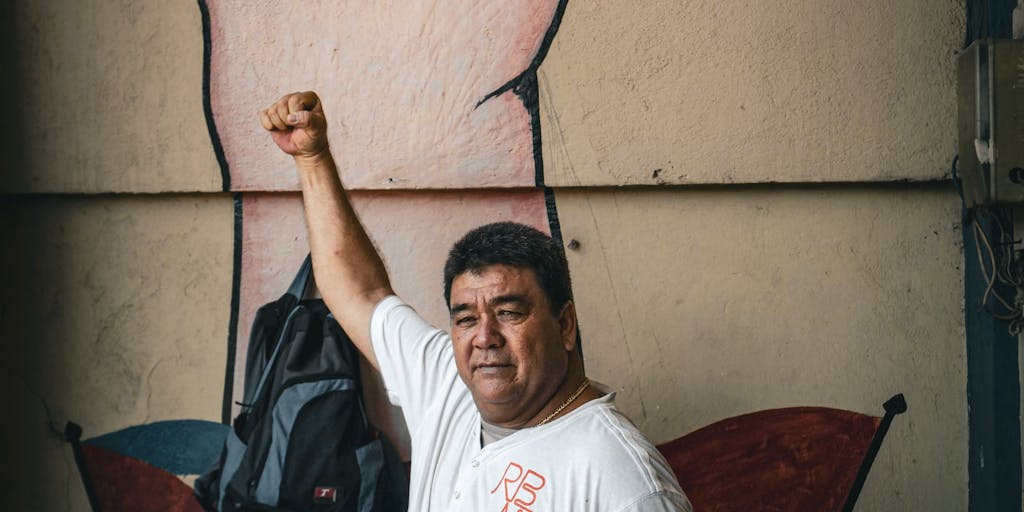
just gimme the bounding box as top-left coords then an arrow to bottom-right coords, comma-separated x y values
469,385 -> 517,408
475,403 -> 522,427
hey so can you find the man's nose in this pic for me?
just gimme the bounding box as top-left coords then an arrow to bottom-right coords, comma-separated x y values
473,314 -> 504,349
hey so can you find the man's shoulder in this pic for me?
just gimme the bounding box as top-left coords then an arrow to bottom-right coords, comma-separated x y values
541,397 -> 676,483
572,401 -> 687,505
564,397 -> 662,459
369,294 -> 464,417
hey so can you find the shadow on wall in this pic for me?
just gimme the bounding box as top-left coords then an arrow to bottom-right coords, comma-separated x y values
0,0 -> 24,189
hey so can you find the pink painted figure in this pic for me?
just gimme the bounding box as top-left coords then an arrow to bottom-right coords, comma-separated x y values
206,0 -> 562,190
203,1 -> 565,457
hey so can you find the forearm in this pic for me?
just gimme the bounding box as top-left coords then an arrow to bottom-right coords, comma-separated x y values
294,149 -> 392,369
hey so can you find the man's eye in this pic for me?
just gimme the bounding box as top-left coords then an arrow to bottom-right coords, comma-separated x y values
498,310 -> 523,318
455,316 -> 476,326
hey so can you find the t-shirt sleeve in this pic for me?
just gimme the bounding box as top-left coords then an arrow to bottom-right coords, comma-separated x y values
616,491 -> 693,512
369,295 -> 462,433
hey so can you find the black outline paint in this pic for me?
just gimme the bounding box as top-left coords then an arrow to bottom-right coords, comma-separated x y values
221,194 -> 243,425
198,0 -> 231,192
544,187 -> 564,246
477,0 -> 570,113
840,394 -> 907,512
198,0 -> 242,424
65,422 -> 102,512
477,0 -> 570,238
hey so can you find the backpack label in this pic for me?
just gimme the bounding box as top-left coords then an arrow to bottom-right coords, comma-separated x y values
314,486 -> 338,503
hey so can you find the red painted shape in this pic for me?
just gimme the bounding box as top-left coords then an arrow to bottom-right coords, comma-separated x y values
657,407 -> 882,512
80,445 -> 204,512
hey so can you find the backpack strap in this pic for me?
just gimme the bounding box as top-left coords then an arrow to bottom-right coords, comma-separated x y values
242,255 -> 313,411
287,254 -> 313,300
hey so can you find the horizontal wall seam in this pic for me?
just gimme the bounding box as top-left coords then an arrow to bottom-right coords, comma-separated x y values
0,180 -> 959,199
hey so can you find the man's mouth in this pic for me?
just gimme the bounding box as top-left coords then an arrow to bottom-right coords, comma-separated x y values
474,362 -> 514,373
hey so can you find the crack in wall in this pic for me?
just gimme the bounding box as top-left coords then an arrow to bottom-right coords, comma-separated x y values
581,193 -> 648,425
23,377 -> 63,444
21,377 -> 77,510
142,356 -> 173,425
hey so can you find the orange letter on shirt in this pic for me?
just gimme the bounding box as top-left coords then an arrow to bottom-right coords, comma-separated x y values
491,462 -> 525,501
512,469 -> 546,509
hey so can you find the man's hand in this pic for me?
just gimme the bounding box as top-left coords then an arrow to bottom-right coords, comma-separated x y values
259,90 -> 392,370
259,91 -> 328,158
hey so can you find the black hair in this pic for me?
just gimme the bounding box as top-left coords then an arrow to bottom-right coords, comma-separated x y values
443,222 -> 573,312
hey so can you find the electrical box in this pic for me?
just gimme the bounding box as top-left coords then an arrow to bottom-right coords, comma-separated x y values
957,39 -> 1024,206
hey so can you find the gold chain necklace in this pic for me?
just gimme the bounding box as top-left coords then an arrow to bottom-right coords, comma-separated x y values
537,378 -> 591,426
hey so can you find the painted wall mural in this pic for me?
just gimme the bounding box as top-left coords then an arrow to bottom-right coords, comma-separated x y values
200,0 -> 570,453
204,0 -> 564,191
67,421 -> 227,512
69,2 -> 571,506
52,0 -> 963,509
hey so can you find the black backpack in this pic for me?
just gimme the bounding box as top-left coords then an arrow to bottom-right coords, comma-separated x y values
195,256 -> 408,512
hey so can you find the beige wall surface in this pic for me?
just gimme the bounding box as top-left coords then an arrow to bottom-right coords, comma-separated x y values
0,195 -> 234,510
4,0 -> 974,511
555,187 -> 965,510
5,0 -> 222,194
539,0 -> 964,186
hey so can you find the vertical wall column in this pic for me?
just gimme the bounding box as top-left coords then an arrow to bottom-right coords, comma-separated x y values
965,211 -> 1022,511
964,3 -> 1023,510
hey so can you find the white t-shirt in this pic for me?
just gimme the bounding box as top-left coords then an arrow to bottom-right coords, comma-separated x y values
370,296 -> 692,512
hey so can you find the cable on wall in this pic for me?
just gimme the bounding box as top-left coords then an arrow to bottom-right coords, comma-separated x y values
956,154 -> 1024,334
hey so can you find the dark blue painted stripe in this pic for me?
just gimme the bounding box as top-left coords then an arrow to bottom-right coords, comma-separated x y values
964,0 -> 1017,47
963,2 -> 1023,510
83,420 -> 229,475
963,211 -> 1022,512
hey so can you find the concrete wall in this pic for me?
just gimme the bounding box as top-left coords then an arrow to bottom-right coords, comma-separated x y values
4,0 -> 966,510
5,0 -> 221,193
539,1 -> 963,185
0,196 -> 233,510
557,187 -> 963,510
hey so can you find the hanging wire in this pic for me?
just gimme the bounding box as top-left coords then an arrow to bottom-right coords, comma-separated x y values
955,147 -> 1024,334
952,154 -> 965,203
971,208 -> 1024,334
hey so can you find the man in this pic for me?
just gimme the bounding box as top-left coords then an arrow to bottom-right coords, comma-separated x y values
260,91 -> 691,511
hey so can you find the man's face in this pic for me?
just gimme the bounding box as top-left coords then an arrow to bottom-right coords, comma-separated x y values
449,264 -> 575,426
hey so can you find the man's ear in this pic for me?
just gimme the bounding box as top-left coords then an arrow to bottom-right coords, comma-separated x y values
558,300 -> 578,352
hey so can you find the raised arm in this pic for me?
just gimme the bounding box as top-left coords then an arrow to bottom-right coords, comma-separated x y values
260,91 -> 392,369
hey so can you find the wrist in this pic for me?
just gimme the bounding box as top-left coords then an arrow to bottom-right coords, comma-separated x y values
293,146 -> 333,172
